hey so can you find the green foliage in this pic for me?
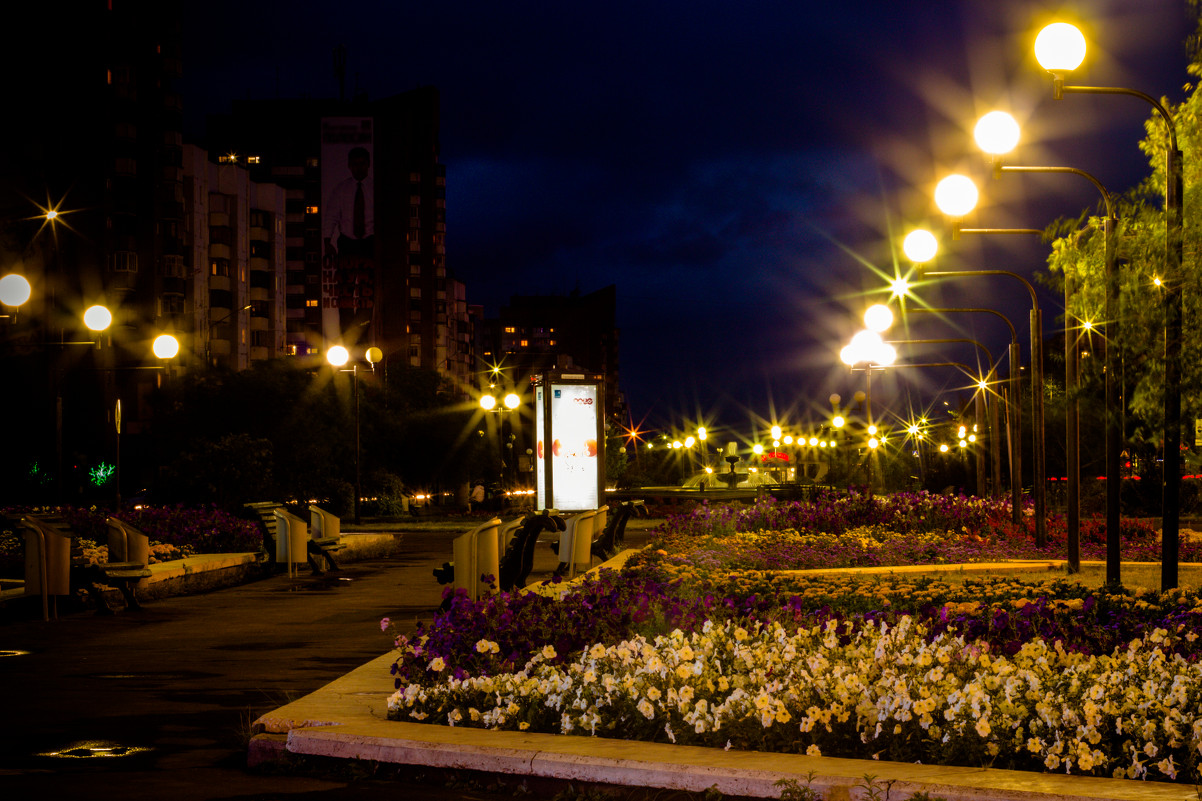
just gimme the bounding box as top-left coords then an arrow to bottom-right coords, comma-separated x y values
605,433 -> 629,486
1043,7 -> 1202,459
163,433 -> 274,508
150,360 -> 490,506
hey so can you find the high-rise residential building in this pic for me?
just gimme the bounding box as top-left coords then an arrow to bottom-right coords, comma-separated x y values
203,88 -> 473,394
181,145 -> 287,371
0,0 -> 192,495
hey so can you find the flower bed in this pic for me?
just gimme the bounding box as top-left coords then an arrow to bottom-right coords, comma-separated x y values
384,492 -> 1202,784
0,504 -> 262,578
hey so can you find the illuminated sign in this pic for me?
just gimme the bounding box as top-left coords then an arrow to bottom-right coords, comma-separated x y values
534,386 -> 546,506
548,383 -> 599,510
534,374 -> 603,512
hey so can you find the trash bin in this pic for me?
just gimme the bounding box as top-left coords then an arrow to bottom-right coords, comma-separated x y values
273,509 -> 308,574
23,522 -> 71,596
452,517 -> 501,602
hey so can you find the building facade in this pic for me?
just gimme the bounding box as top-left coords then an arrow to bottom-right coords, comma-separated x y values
203,89 -> 473,393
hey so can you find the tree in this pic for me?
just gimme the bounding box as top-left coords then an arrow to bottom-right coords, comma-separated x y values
1044,7 -> 1202,468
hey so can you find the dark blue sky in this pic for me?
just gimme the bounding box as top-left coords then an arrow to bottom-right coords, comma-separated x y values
182,0 -> 1193,435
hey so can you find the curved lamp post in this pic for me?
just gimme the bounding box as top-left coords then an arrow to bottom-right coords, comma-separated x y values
887,337 -> 1000,498
841,305 -> 897,491
903,229 -> 1049,547
1035,21 -> 1183,590
910,307 -> 1022,523
976,109 -> 1120,582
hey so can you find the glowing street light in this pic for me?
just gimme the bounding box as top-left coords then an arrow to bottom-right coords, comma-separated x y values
904,222 -> 1048,546
971,107 -> 1120,579
1034,22 -> 1087,75
934,174 -> 979,219
902,229 -> 938,264
1035,19 -> 1183,590
152,334 -> 179,360
973,110 -> 1021,157
83,305 -> 112,332
0,273 -> 32,307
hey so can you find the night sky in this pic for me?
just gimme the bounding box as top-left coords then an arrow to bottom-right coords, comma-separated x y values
181,1 -> 1193,436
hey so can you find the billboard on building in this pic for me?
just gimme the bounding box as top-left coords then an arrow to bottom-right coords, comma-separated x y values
320,117 -> 375,342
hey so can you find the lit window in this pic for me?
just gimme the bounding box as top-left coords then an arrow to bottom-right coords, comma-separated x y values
247,155 -> 261,164
219,152 -> 238,164
504,327 -> 516,333
306,205 -> 319,215
520,340 -> 528,347
305,299 -> 318,307
549,340 -> 556,346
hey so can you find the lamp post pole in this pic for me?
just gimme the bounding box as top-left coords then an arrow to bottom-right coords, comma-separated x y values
922,269 -> 1047,547
888,338 -> 999,498
910,308 -> 1022,523
973,111 -> 1120,578
1036,21 -> 1183,588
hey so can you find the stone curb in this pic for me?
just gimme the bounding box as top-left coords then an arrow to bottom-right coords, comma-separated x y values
250,654 -> 1192,801
249,550 -> 1202,800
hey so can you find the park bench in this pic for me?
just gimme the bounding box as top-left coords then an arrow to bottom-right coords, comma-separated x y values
307,505 -> 345,574
498,509 -> 564,591
430,517 -> 503,605
434,512 -> 568,598
590,499 -> 647,560
103,517 -> 154,610
19,513 -> 151,619
244,501 -> 283,551
551,506 -> 604,578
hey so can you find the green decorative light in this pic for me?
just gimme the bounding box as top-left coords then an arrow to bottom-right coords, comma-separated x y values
89,462 -> 116,486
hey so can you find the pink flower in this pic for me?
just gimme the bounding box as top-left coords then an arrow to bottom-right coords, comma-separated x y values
380,617 -> 391,632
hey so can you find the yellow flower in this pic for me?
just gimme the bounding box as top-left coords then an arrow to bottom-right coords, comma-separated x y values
428,657 -> 446,672
541,645 -> 557,660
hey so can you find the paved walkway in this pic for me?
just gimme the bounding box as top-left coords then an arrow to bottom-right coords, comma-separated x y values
2,517 -> 1196,800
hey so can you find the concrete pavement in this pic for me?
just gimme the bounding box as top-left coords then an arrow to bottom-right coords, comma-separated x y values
3,515 -> 1197,801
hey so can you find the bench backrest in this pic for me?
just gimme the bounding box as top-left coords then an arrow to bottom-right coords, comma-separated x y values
105,517 -> 150,565
308,505 -> 340,540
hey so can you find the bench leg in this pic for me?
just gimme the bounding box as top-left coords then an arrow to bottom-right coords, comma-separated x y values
307,538 -> 326,570
117,581 -> 143,611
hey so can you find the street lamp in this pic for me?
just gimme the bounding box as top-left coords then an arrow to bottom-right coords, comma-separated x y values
904,227 -> 1048,546
841,309 -> 897,491
974,108 -> 1120,581
1035,21 -> 1184,590
327,344 -> 382,523
909,307 -> 1023,524
0,273 -> 32,310
886,337 -> 999,498
480,387 -> 522,493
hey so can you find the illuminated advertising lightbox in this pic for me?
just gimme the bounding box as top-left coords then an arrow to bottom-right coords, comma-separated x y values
548,383 -> 599,510
534,386 -> 546,506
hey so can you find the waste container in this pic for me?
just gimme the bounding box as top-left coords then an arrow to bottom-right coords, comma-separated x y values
23,521 -> 71,596
452,517 -> 501,602
273,508 -> 309,574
